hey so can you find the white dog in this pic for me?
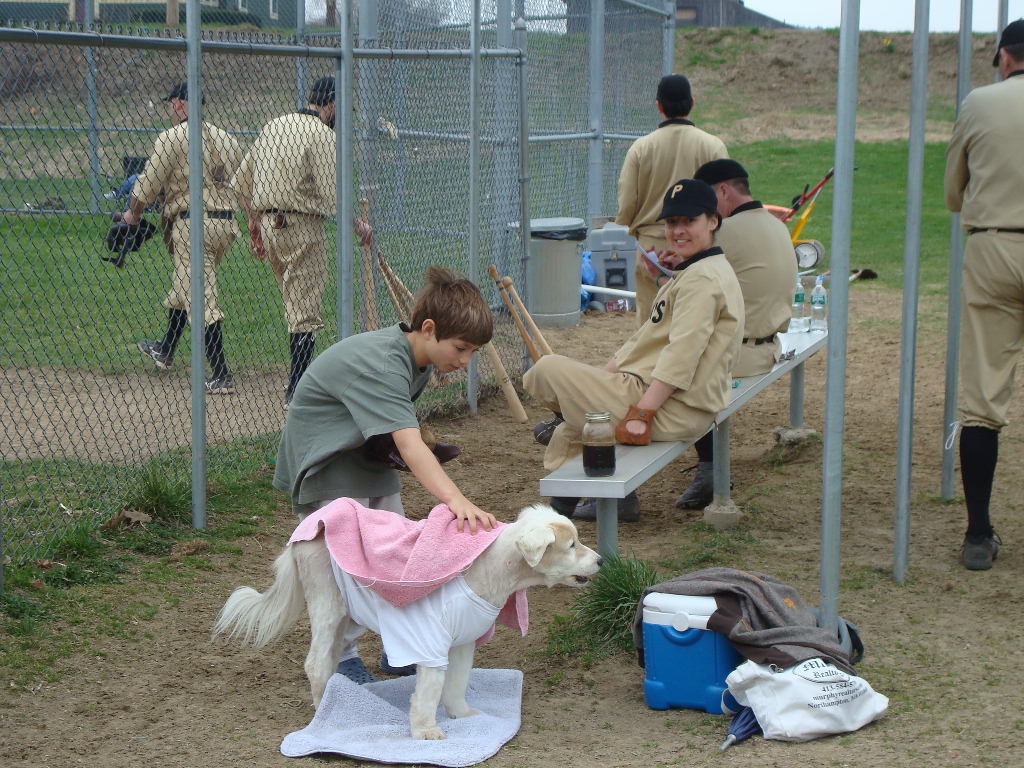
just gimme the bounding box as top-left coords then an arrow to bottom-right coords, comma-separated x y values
212,503 -> 602,740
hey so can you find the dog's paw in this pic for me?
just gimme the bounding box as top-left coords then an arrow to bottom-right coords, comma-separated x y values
446,705 -> 481,719
412,725 -> 446,740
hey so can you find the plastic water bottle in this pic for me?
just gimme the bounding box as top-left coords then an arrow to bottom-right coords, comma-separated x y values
810,275 -> 828,332
788,275 -> 807,333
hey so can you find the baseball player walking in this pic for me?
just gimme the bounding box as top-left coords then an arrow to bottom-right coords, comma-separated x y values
944,20 -> 1024,570
231,76 -> 373,409
125,81 -> 242,394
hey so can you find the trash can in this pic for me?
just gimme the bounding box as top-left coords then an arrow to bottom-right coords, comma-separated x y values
525,217 -> 588,328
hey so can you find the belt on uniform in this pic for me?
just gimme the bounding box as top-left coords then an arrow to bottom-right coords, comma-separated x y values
179,210 -> 234,220
967,227 -> 1024,235
262,208 -> 323,218
742,334 -> 777,346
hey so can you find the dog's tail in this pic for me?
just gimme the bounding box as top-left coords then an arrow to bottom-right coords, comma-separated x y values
211,545 -> 305,648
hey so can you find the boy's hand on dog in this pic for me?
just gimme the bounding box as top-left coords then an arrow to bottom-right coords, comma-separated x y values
449,498 -> 497,534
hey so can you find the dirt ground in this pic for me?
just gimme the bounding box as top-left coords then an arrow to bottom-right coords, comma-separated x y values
3,286 -> 1024,768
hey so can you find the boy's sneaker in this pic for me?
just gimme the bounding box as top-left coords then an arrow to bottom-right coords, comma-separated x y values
336,657 -> 377,685
205,374 -> 235,395
961,532 -> 1001,571
379,651 -> 416,677
137,339 -> 173,370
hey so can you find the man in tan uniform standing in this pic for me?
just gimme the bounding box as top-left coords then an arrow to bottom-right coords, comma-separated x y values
615,74 -> 728,321
944,20 -> 1024,570
125,81 -> 241,394
232,77 -> 372,408
526,180 -> 744,522
674,158 -> 796,509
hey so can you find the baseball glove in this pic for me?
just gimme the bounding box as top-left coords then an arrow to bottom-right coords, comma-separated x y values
102,216 -> 157,268
363,431 -> 462,471
614,404 -> 655,446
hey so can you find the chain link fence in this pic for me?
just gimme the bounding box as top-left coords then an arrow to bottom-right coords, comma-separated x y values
0,0 -> 672,580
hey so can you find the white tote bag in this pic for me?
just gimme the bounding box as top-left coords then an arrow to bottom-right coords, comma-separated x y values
726,658 -> 888,742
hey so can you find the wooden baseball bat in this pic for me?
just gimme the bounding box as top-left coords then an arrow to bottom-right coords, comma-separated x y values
487,264 -> 540,362
377,253 -> 413,319
482,341 -> 529,423
358,199 -> 379,331
502,275 -> 554,357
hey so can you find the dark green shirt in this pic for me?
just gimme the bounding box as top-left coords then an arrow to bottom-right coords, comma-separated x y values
273,324 -> 432,505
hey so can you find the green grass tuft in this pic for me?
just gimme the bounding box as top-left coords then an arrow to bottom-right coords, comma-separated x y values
126,464 -> 191,525
546,555 -> 661,659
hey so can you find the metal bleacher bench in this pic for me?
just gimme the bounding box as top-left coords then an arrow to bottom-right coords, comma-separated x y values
539,329 -> 828,556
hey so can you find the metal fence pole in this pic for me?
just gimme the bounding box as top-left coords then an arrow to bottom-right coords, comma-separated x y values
515,17 -> 530,305
85,0 -> 100,214
186,0 -> 206,529
467,0 -> 482,413
894,0 -> 930,584
998,0 -> 1009,82
587,0 -> 605,221
338,0 -> 355,339
819,0 -> 860,634
493,0 -> 517,282
941,0 -> 973,500
295,0 -> 307,110
662,0 -> 675,76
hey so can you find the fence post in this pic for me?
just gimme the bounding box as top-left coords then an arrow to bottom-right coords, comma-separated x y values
467,0 -> 482,413
85,0 -> 101,214
587,0 -> 604,221
357,0 -> 380,333
337,0 -> 355,339
941,0 -> 973,500
515,16 -> 530,311
186,0 -> 207,529
492,0 -> 517,284
295,0 -> 306,111
662,0 -> 675,76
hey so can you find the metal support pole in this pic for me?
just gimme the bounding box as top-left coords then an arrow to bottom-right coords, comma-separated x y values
819,0 -> 861,634
295,0 -> 307,111
893,0 -> 930,584
186,0 -> 206,530
85,0 -> 100,214
493,0 -> 516,281
998,0 -> 1009,82
337,1 -> 355,339
662,0 -> 675,76
941,0 -> 973,500
789,364 -> 805,428
358,0 -> 380,333
515,17 -> 531,322
467,0 -> 482,412
711,419 -> 731,503
587,0 -> 605,221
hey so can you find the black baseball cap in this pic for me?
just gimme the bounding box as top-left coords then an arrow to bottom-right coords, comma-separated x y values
164,81 -> 203,103
309,77 -> 336,106
695,158 -> 748,186
657,179 -> 718,220
994,19 -> 1024,65
656,74 -> 692,105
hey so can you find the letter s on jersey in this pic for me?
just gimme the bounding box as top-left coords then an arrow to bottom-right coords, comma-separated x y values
651,299 -> 667,324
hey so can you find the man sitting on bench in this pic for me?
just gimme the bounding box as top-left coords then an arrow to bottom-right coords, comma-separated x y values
674,159 -> 797,510
524,179 -> 745,522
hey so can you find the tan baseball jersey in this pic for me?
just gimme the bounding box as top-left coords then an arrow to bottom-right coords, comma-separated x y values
715,202 -> 796,377
132,120 -> 241,218
231,111 -> 336,217
615,248 -> 744,416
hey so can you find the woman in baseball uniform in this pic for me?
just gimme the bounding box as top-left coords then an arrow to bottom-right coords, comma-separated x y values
524,178 -> 744,520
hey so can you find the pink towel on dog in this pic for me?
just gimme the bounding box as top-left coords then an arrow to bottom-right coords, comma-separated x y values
289,498 -> 528,638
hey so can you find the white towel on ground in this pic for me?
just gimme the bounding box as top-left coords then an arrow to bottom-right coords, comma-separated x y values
280,668 -> 523,766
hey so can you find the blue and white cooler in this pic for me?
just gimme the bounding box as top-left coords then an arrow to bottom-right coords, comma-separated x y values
641,592 -> 743,714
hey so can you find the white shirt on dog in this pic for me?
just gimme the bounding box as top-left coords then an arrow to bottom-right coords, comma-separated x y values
332,562 -> 500,669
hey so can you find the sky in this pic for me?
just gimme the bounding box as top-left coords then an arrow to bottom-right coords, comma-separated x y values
741,1 -> 1022,33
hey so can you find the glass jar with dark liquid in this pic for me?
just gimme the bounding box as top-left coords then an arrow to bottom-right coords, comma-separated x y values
582,411 -> 616,477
